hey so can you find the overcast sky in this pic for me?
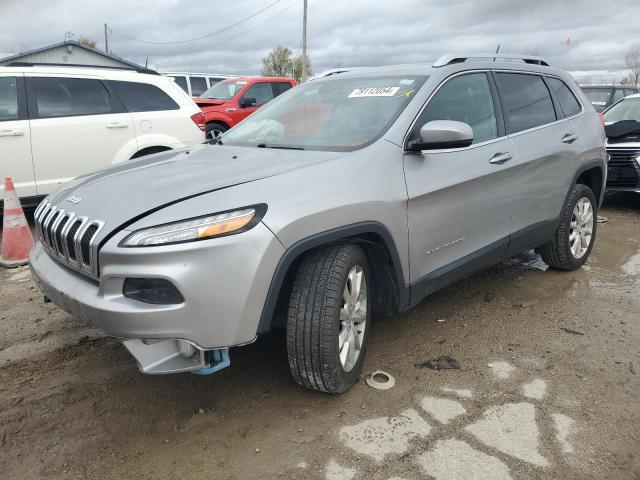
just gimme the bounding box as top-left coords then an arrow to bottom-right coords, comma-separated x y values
1,0 -> 638,82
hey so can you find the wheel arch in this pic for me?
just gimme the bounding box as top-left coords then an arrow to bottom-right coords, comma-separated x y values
206,119 -> 230,129
574,162 -> 605,207
257,222 -> 409,334
130,145 -> 173,159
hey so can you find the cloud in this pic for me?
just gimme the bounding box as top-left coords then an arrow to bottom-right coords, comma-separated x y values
0,0 -> 637,81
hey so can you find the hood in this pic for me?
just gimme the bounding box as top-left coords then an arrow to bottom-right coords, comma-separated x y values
49,144 -> 344,240
196,98 -> 227,108
605,120 -> 640,143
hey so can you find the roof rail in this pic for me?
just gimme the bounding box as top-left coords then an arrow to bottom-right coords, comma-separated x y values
6,61 -> 159,75
433,53 -> 550,68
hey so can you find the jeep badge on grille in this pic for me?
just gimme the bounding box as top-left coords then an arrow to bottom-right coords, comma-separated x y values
67,195 -> 82,205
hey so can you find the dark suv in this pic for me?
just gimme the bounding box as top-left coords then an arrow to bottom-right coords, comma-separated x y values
581,85 -> 639,112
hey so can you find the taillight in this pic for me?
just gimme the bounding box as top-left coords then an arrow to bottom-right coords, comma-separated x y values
598,112 -> 606,127
191,112 -> 206,131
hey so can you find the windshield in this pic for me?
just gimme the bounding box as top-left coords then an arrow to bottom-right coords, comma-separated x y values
582,87 -> 613,106
221,75 -> 427,151
604,97 -> 640,122
200,80 -> 248,100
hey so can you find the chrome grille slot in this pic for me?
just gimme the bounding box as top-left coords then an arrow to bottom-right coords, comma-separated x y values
34,200 -> 105,280
80,224 -> 99,266
66,219 -> 83,261
53,214 -> 70,255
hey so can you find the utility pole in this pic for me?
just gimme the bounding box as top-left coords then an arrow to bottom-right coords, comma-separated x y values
301,0 -> 308,82
104,23 -> 109,55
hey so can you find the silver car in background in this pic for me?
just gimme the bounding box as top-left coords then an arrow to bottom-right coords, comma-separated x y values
30,54 -> 606,393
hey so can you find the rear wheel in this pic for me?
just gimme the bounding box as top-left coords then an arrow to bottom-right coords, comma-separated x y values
205,122 -> 228,141
539,183 -> 597,270
286,244 -> 371,393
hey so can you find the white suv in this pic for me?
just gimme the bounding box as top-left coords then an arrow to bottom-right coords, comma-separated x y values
0,65 -> 205,207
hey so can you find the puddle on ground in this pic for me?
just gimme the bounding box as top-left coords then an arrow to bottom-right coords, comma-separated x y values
621,250 -> 640,276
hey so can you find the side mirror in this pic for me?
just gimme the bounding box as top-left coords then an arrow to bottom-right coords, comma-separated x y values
239,96 -> 257,108
407,120 -> 473,151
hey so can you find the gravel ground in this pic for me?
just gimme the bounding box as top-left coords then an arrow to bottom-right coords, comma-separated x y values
0,194 -> 639,480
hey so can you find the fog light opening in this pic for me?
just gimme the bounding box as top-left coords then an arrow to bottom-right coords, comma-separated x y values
177,340 -> 197,358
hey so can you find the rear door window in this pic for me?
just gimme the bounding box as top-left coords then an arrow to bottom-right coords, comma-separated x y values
108,81 -> 179,112
31,77 -> 112,118
189,77 -> 208,96
415,72 -> 498,144
272,82 -> 293,97
242,82 -> 274,106
495,73 -> 557,133
545,77 -> 582,117
0,77 -> 18,121
171,76 -> 188,93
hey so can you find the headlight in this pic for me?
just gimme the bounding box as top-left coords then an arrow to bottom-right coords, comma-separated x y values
120,205 -> 266,247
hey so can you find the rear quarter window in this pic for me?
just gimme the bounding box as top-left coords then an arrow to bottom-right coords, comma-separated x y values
272,82 -> 293,97
109,81 -> 179,112
545,77 -> 582,117
495,73 -> 557,133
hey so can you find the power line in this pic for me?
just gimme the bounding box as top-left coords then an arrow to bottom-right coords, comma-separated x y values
212,0 -> 303,47
109,0 -> 283,45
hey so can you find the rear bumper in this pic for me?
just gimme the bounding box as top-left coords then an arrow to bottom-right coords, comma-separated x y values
30,222 -> 285,349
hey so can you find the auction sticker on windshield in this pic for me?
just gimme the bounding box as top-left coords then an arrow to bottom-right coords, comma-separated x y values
348,86 -> 400,98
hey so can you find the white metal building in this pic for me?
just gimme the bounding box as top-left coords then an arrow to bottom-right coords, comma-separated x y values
0,40 -> 145,70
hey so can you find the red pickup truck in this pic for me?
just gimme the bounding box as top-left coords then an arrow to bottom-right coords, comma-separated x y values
195,76 -> 297,140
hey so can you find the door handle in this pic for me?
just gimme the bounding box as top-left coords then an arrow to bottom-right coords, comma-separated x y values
106,122 -> 129,129
0,129 -> 24,137
489,152 -> 513,165
562,133 -> 578,144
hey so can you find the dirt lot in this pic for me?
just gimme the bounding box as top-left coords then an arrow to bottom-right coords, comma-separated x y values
1,195 -> 639,480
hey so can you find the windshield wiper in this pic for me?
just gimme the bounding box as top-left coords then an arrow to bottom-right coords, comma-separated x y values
256,143 -> 305,150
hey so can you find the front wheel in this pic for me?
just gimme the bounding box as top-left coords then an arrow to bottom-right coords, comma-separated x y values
205,122 -> 228,141
286,244 -> 371,393
539,183 -> 597,270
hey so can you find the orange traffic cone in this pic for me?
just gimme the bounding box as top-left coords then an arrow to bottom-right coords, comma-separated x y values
1,177 -> 34,268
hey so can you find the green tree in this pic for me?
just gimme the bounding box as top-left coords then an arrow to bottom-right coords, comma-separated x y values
79,37 -> 97,49
262,46 -> 293,77
292,54 -> 313,83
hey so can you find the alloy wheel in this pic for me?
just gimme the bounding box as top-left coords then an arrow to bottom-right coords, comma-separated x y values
569,197 -> 594,259
338,265 -> 367,372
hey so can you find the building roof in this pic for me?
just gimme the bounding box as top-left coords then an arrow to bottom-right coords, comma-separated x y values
0,40 -> 145,70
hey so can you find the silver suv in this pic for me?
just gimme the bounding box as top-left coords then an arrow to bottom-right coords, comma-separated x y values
30,54 -> 606,393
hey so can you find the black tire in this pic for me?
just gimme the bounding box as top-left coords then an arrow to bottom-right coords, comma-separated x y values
538,183 -> 597,271
286,244 -> 371,393
205,122 -> 228,141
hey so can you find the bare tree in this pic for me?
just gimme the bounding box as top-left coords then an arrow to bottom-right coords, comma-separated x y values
625,50 -> 640,86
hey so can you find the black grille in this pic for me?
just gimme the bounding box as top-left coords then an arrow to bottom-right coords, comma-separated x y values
66,220 -> 82,261
45,210 -> 61,247
606,148 -> 640,188
80,224 -> 99,266
54,215 -> 70,255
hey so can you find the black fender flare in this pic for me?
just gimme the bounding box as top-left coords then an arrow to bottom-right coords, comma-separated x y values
570,158 -> 606,207
256,221 -> 408,333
